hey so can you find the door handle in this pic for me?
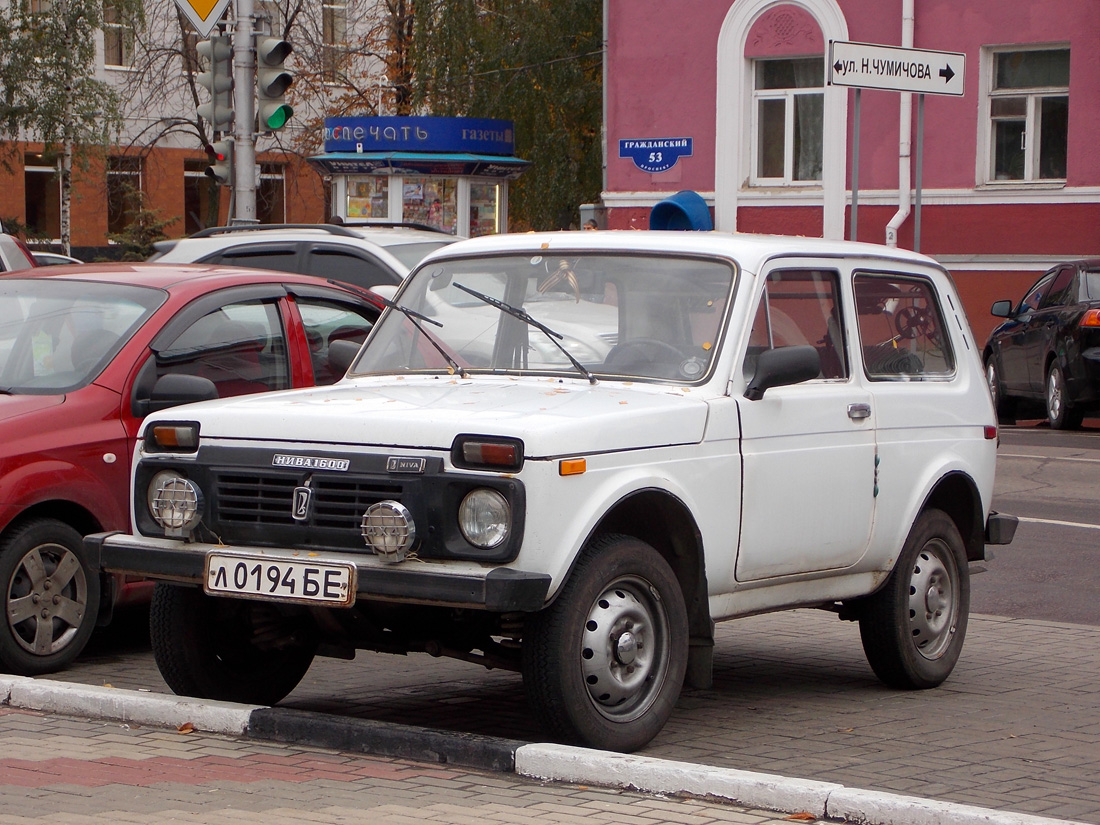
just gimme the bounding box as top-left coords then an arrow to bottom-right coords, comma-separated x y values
847,402 -> 871,420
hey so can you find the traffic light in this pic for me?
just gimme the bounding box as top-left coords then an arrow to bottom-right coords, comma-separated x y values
255,36 -> 293,131
204,139 -> 234,185
196,35 -> 234,130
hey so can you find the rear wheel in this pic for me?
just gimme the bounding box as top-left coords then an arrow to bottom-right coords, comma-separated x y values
0,519 -> 99,675
522,534 -> 688,753
858,509 -> 969,689
1046,363 -> 1083,430
150,583 -> 315,705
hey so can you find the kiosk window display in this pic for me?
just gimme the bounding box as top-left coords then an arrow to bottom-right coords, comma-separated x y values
312,116 -> 528,237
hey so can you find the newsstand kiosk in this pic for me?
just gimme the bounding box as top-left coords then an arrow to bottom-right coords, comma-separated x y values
310,116 -> 530,237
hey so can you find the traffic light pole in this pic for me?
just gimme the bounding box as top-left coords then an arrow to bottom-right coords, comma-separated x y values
232,0 -> 257,223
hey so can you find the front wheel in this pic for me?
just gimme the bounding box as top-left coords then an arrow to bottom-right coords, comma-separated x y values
150,583 -> 316,705
1046,363 -> 1083,430
858,509 -> 969,689
522,534 -> 688,752
0,519 -> 100,675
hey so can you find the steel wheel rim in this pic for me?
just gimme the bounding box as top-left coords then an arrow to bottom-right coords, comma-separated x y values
6,544 -> 88,656
907,539 -> 959,660
580,575 -> 671,723
1047,369 -> 1063,422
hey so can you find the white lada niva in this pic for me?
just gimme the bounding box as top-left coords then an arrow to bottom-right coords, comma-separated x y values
91,230 -> 1017,753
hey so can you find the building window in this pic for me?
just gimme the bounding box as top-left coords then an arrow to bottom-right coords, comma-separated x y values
348,176 -> 390,219
322,0 -> 349,83
24,153 -> 61,241
751,57 -> 823,185
103,1 -> 134,68
184,160 -> 221,235
107,156 -> 142,235
257,164 -> 285,224
986,48 -> 1069,182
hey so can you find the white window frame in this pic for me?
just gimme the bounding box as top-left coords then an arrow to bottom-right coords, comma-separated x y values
102,1 -> 134,68
750,58 -> 824,187
978,45 -> 1069,186
322,0 -> 349,85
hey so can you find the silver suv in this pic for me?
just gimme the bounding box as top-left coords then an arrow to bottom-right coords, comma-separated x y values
0,229 -> 36,272
150,223 -> 457,292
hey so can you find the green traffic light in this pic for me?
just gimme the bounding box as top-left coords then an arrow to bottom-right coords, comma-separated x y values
263,104 -> 293,130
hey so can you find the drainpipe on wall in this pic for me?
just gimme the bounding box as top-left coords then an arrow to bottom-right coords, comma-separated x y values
885,0 -> 915,248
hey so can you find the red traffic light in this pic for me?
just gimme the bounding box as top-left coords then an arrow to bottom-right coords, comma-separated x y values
204,143 -> 227,162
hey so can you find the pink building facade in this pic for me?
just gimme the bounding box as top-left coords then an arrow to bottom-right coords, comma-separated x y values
602,0 -> 1100,341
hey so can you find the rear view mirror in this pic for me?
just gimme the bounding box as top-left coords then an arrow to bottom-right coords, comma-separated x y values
744,345 -> 820,401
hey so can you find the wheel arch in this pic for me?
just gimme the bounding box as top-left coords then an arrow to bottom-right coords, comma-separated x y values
0,501 -> 104,544
578,488 -> 712,650
921,471 -> 985,562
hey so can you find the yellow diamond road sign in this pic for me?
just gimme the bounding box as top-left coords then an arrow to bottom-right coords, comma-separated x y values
175,0 -> 232,38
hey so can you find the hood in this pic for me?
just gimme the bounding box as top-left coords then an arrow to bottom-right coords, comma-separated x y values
0,393 -> 65,422
168,376 -> 711,457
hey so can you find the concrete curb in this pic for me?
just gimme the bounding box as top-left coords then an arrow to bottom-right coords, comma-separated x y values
0,675 -> 256,735
514,743 -> 1092,825
1,677 -> 1089,825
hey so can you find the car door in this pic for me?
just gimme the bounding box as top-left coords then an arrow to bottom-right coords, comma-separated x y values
1030,264 -> 1078,389
734,264 -> 876,582
998,271 -> 1054,393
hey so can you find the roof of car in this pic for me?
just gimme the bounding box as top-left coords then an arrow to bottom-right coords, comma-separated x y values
422,230 -> 945,275
0,261 -> 368,292
152,223 -> 456,257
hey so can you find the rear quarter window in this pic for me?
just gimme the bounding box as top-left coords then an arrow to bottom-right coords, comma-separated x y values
854,273 -> 954,380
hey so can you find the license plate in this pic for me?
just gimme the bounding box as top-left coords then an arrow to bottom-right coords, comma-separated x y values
205,553 -> 356,607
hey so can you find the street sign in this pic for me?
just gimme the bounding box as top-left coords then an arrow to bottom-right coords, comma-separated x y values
174,0 -> 232,38
829,41 -> 965,96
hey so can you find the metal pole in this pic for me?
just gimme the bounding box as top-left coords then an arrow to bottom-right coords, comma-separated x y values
232,0 -> 257,223
914,93 -> 925,252
851,88 -> 860,242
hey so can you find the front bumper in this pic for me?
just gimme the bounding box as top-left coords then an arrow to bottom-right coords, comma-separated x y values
86,532 -> 551,613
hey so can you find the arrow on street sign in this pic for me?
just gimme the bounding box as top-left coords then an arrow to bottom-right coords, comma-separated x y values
175,0 -> 232,38
829,40 -> 965,96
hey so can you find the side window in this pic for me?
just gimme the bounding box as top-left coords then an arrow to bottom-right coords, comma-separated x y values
306,247 -> 400,290
745,269 -> 846,380
157,299 -> 290,397
1039,266 -> 1075,309
854,274 -> 955,380
296,297 -> 378,385
1018,273 -> 1053,314
209,247 -> 300,273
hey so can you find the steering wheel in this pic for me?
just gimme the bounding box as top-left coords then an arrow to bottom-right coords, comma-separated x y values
894,306 -> 936,340
603,338 -> 684,373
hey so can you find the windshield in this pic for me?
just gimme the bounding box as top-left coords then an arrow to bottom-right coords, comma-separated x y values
352,252 -> 735,383
0,279 -> 164,393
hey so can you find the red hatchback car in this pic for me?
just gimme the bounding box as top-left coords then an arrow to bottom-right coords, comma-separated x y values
0,263 -> 381,674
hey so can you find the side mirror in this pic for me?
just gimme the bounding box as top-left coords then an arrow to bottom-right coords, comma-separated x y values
133,373 -> 219,417
744,345 -> 821,401
990,300 -> 1014,318
328,339 -> 363,377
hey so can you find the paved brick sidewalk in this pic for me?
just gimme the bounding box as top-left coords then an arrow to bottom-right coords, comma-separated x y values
0,707 -> 793,825
53,604 -> 1100,824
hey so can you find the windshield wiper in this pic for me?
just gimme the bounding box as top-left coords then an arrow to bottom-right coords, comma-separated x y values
325,280 -> 467,378
454,283 -> 597,384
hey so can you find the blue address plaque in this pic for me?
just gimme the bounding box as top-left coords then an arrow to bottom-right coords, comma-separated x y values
619,137 -> 693,173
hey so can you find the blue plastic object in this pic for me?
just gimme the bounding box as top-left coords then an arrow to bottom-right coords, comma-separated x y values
649,190 -> 713,231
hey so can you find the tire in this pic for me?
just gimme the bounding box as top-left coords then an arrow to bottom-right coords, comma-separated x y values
0,518 -> 100,675
522,534 -> 688,752
1046,363 -> 1083,430
984,355 -> 1015,424
859,509 -> 969,689
149,583 -> 316,705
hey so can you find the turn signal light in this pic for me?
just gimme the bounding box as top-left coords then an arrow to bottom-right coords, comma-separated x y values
451,435 -> 524,471
145,422 -> 200,452
1079,309 -> 1100,327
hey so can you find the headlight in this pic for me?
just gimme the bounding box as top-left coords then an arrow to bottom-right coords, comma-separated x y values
148,471 -> 203,537
361,500 -> 416,563
458,488 -> 510,549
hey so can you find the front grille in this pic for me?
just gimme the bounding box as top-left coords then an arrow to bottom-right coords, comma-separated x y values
214,471 -> 404,531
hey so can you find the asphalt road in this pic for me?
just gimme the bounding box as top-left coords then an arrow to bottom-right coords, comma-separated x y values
972,418 -> 1100,626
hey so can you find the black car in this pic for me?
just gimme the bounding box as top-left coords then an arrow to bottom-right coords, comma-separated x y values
984,259 -> 1100,429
